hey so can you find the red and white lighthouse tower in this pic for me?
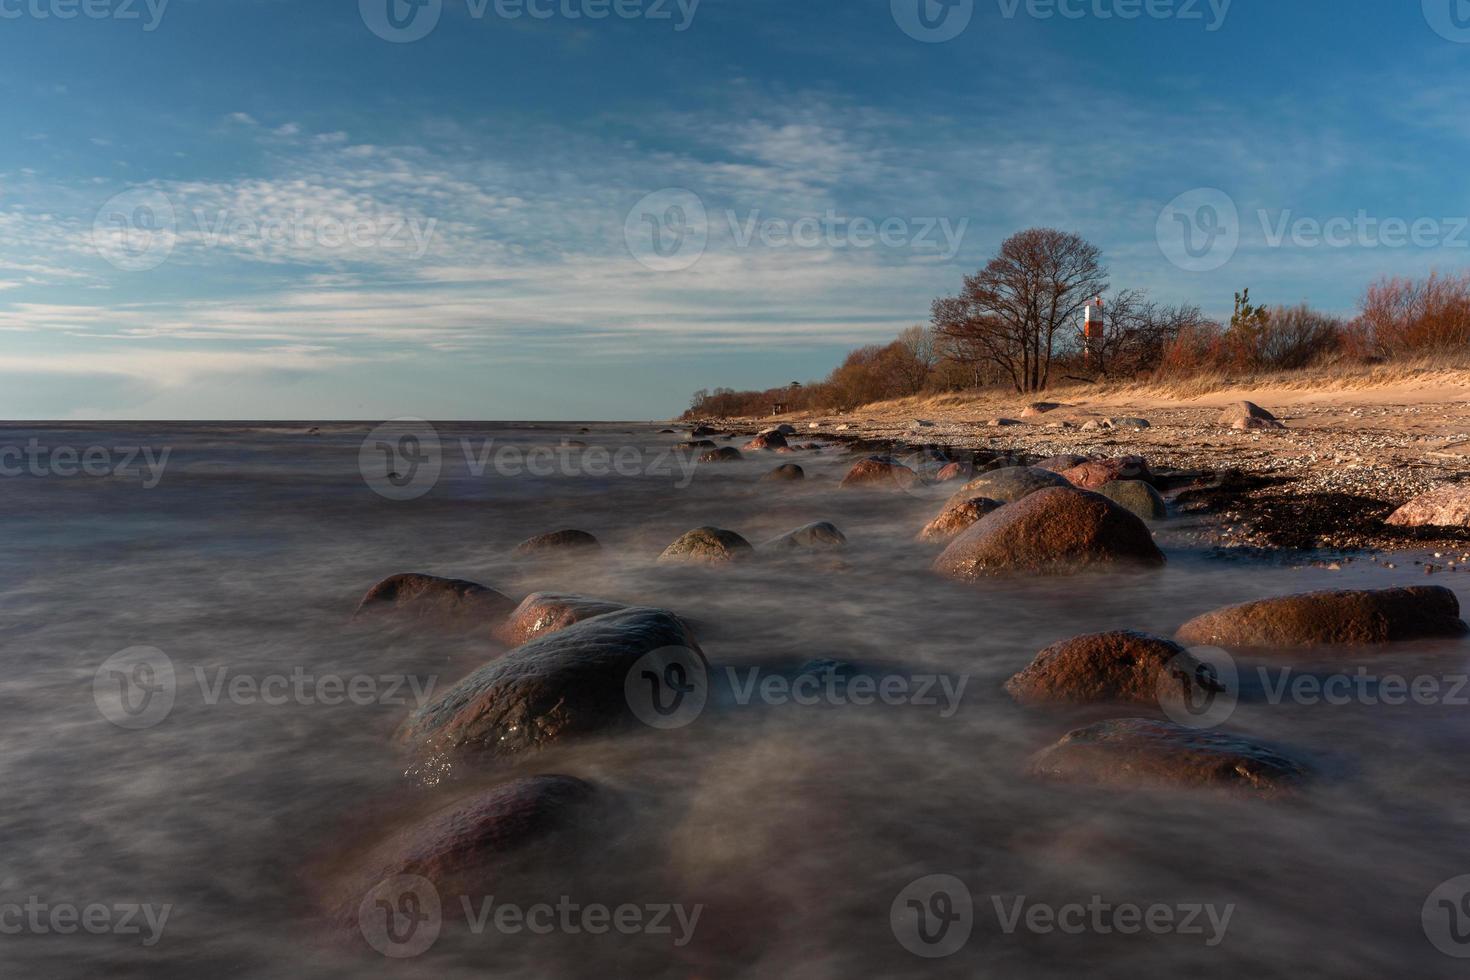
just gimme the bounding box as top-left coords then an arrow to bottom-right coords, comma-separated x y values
1082,296 -> 1104,367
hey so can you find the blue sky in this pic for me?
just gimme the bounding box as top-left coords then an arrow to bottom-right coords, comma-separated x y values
2,0 -> 1469,419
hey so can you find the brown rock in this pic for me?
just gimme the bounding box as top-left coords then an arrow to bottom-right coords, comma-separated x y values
678,439 -> 716,450
840,456 -> 918,490
762,463 -> 805,482
511,529 -> 601,558
1004,631 -> 1217,706
1175,587 -> 1468,649
400,606 -> 701,758
743,431 -> 789,451
1385,485 -> 1470,528
496,592 -> 629,646
917,496 -> 1003,543
933,486 -> 1165,579
659,526 -> 753,563
1021,401 -> 1063,418
691,425 -> 718,437
762,521 -> 847,551
1094,480 -> 1167,520
957,465 -> 1070,503
1233,416 -> 1285,431
700,446 -> 743,462
1060,455 -> 1152,490
1028,718 -> 1307,797
934,461 -> 972,482
1218,400 -> 1281,428
1034,454 -> 1087,473
354,573 -> 515,625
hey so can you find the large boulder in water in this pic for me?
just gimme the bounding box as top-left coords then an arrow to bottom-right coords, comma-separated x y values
659,526 -> 753,563
762,521 -> 847,552
934,487 -> 1165,579
496,592 -> 629,647
840,456 -> 918,490
1028,718 -> 1308,797
743,431 -> 789,451
1175,587 -> 1468,649
1004,631 -> 1217,706
354,573 -> 515,626
917,496 -> 1002,543
762,463 -> 805,482
400,607 -> 702,759
956,465 -> 1069,503
700,446 -> 743,463
331,775 -> 597,928
511,529 -> 601,559
1385,485 -> 1470,528
1060,456 -> 1152,490
1095,480 -> 1167,520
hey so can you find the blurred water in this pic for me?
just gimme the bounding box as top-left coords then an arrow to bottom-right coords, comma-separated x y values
1,422 -> 1469,978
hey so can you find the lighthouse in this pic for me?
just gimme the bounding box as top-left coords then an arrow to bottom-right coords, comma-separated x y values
1083,296 -> 1104,367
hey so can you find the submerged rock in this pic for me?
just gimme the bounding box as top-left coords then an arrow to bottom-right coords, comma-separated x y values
917,496 -> 1003,543
934,486 -> 1165,579
511,529 -> 601,558
956,466 -> 1069,503
1095,480 -> 1167,520
762,463 -> 805,482
1005,631 -> 1216,706
700,446 -> 743,463
400,607 -> 702,758
691,425 -> 718,437
659,526 -> 754,563
763,521 -> 847,552
1029,718 -> 1307,797
496,592 -> 629,647
355,573 -> 515,625
1385,485 -> 1470,528
1175,586 -> 1468,649
840,456 -> 919,490
1060,456 -> 1152,490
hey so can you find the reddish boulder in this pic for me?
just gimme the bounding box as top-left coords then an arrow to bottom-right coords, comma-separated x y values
1034,454 -> 1087,474
700,446 -> 743,463
511,529 -> 601,558
762,463 -> 805,482
659,526 -> 753,563
934,461 -> 972,483
917,496 -> 1002,543
496,592 -> 629,647
1060,456 -> 1152,490
840,456 -> 918,490
1385,485 -> 1470,528
1028,718 -> 1308,797
1218,401 -> 1281,428
743,431 -> 789,451
957,465 -> 1069,503
934,487 -> 1165,579
1004,631 -> 1217,706
354,573 -> 515,626
1175,587 -> 1467,649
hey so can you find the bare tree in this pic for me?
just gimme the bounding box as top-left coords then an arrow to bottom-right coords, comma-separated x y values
1074,290 -> 1210,378
932,228 -> 1107,393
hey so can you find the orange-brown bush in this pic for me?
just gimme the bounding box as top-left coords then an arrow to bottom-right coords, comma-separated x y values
1359,271 -> 1470,357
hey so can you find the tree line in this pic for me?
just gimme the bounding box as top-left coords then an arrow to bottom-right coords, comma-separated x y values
687,227 -> 1470,418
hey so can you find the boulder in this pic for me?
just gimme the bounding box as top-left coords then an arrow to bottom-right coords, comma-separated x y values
1233,416 -> 1285,432
1021,402 -> 1063,418
511,529 -> 601,558
332,775 -> 598,927
1034,454 -> 1087,474
773,424 -> 797,435
691,425 -> 718,437
1175,587 -> 1468,649
762,463 -> 805,482
354,573 -> 515,625
678,439 -> 716,450
762,521 -> 847,552
1059,455 -> 1152,490
934,486 -> 1165,579
659,526 -> 754,563
496,592 -> 629,647
1218,401 -> 1280,428
1004,631 -> 1215,706
700,446 -> 743,463
743,431 -> 789,451
1110,417 -> 1151,430
400,607 -> 702,757
1385,485 -> 1470,528
934,460 -> 973,482
956,465 -> 1070,504
1094,480 -> 1167,520
1079,419 -> 1111,432
1028,718 -> 1307,797
840,456 -> 919,490
917,496 -> 1003,544
989,417 -> 1025,427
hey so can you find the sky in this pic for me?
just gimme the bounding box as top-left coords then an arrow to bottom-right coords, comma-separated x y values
2,0 -> 1469,419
